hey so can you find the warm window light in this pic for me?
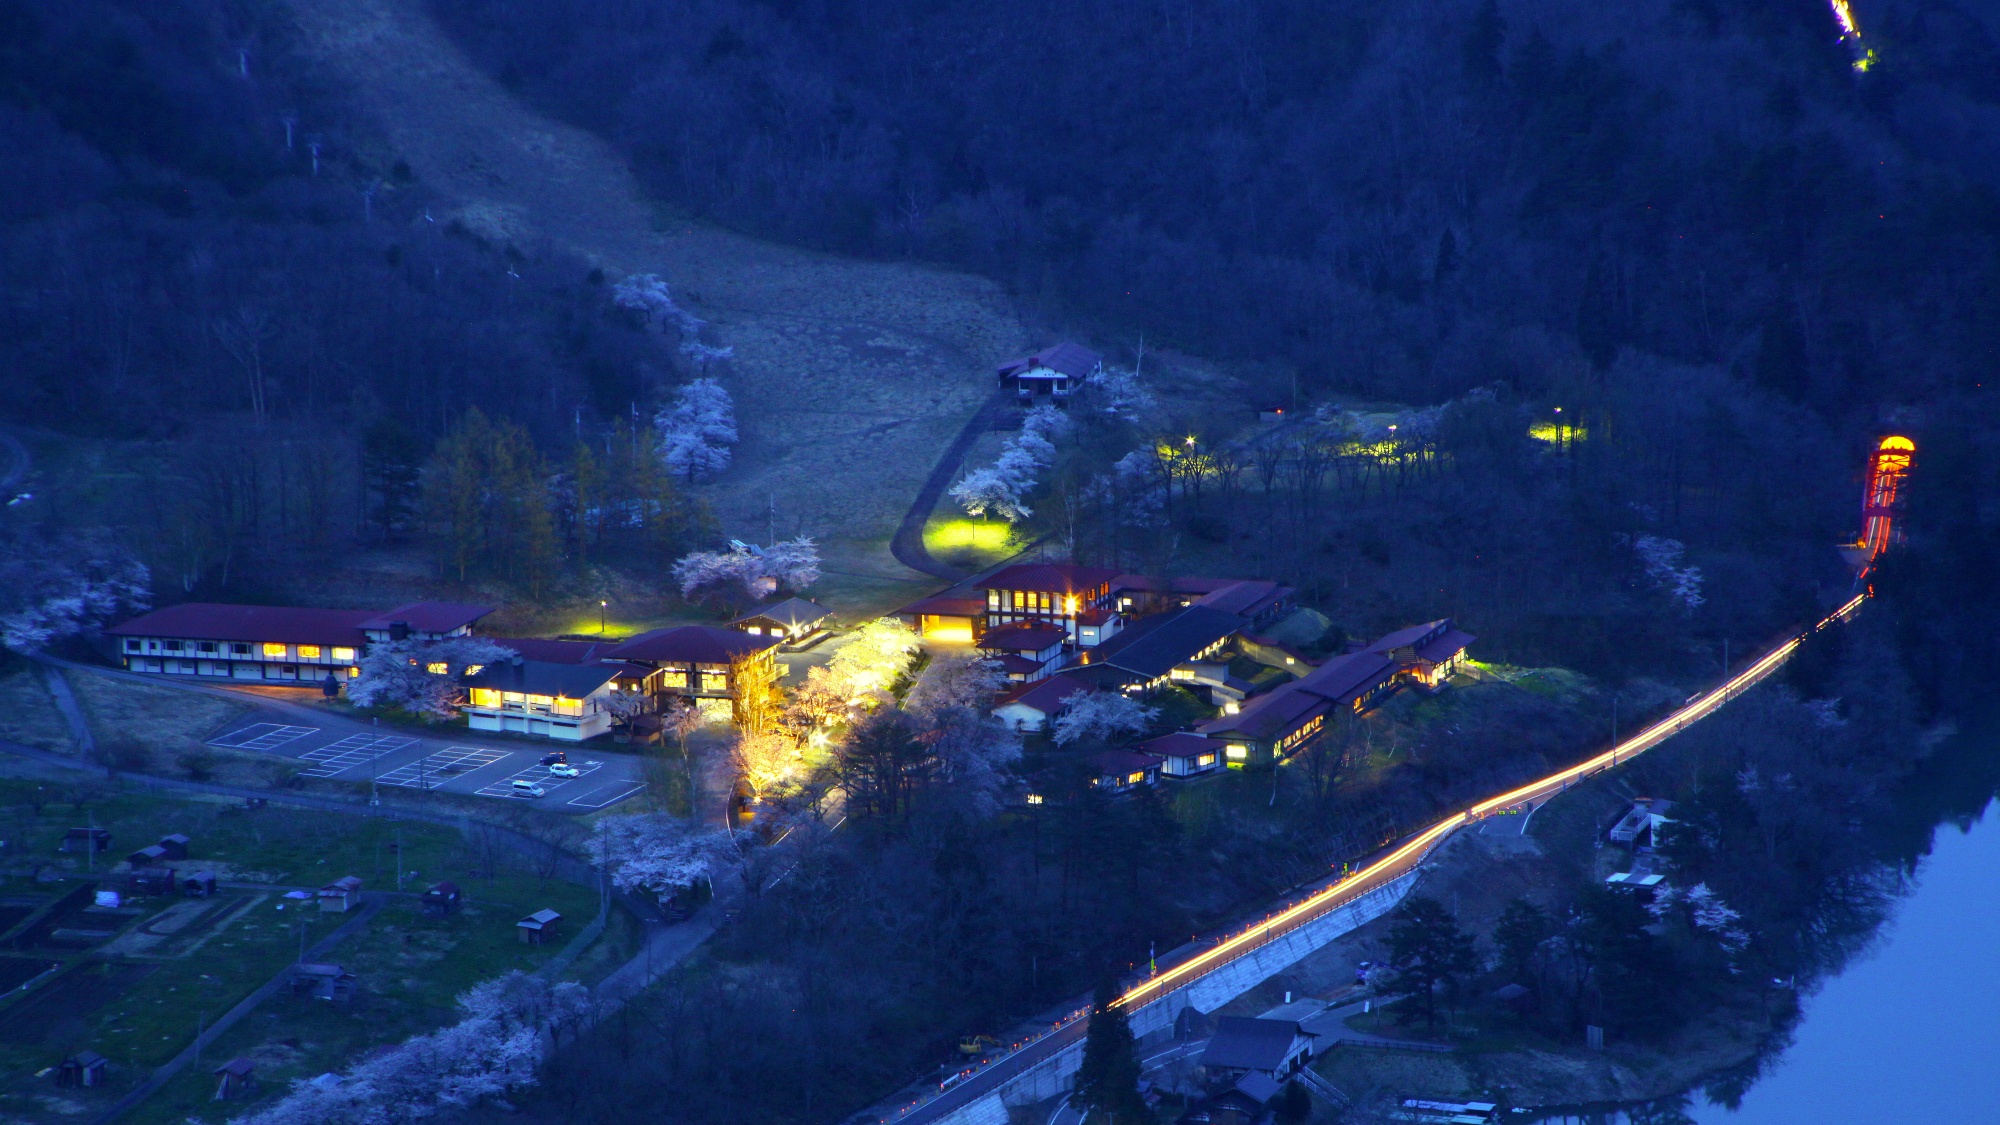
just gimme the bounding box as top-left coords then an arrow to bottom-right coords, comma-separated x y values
1224,701 -> 1241,714
746,626 -> 762,635
426,662 -> 448,675
1225,745 -> 1248,759
297,645 -> 321,659
333,647 -> 354,662
1026,794 -> 1044,805
263,643 -> 286,657
465,664 -> 484,676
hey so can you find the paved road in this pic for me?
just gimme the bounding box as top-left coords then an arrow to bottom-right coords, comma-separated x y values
45,656 -> 650,814
889,389 -> 1009,580
870,594 -> 1872,1125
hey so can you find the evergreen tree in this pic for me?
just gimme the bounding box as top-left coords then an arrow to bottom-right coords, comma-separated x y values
1386,896 -> 1479,1030
363,418 -> 426,542
1074,978 -> 1149,1124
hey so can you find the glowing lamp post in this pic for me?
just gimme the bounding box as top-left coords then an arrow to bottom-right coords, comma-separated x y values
599,600 -> 608,635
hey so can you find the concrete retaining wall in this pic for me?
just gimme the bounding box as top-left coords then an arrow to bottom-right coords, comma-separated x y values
924,868 -> 1422,1125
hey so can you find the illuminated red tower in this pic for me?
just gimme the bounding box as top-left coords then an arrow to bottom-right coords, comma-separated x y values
1860,435 -> 1914,560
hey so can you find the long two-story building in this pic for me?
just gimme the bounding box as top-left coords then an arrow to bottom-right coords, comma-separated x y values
106,601 -> 492,685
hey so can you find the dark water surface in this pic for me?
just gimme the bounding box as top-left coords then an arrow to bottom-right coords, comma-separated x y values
1689,794 -> 2000,1123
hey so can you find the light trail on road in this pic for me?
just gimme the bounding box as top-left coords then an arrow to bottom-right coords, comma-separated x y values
1116,591 -> 1868,1011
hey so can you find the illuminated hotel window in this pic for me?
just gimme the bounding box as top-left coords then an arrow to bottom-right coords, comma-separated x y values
263,643 -> 287,657
298,645 -> 321,659
333,647 -> 355,662
426,662 -> 448,675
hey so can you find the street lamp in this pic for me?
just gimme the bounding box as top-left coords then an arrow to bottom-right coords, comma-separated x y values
599,600 -> 608,635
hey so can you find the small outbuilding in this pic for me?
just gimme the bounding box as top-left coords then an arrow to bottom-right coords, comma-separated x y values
1086,749 -> 1165,794
212,1056 -> 256,1100
421,881 -> 461,918
156,833 -> 191,860
127,844 -> 169,867
55,1051 -> 108,1088
517,908 -> 562,945
730,598 -> 834,647
61,828 -> 110,854
291,963 -> 357,1002
1199,1017 -> 1315,1083
318,876 -> 363,913
123,868 -> 176,896
182,872 -> 217,897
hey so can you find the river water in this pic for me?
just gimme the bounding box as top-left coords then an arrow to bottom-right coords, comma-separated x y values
1687,794 -> 2000,1124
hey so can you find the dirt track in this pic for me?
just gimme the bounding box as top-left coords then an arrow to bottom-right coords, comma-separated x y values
284,0 -> 1025,570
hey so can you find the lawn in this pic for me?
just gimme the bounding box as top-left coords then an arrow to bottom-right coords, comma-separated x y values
65,669 -> 247,759
0,668 -> 71,754
0,780 -> 624,1122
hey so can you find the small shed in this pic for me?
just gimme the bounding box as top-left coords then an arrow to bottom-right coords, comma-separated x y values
729,598 -> 834,646
516,908 -> 562,945
183,872 -> 217,897
61,828 -> 110,854
156,833 -> 191,860
291,963 -> 357,1002
127,844 -> 169,867
55,1051 -> 108,1088
212,1056 -> 256,1100
124,867 -> 175,896
421,881 -> 461,918
318,876 -> 363,913
1199,1017 -> 1314,1082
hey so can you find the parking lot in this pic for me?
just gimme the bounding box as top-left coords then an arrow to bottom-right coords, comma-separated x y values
200,717 -> 647,812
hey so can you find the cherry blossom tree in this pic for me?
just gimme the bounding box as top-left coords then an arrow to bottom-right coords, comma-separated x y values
1051,690 -> 1159,747
586,813 -> 735,897
347,637 -> 517,717
1632,534 -> 1706,612
909,655 -> 1020,815
824,617 -> 920,700
612,273 -> 734,366
655,378 -> 738,481
949,405 -> 1070,522
0,528 -> 150,652
672,537 -> 820,605
231,971 -> 588,1125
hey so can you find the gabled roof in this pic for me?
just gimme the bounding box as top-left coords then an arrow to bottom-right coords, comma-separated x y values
358,602 -> 494,634
1293,650 -> 1396,704
1088,749 -> 1165,775
1137,732 -> 1226,760
895,593 -> 986,617
993,673 -> 1094,716
1200,1017 -> 1309,1071
1089,605 -> 1242,680
484,637 -> 611,664
605,626 -> 777,665
996,342 -> 1102,381
1365,619 -> 1449,655
1415,628 -> 1476,664
730,597 -> 832,632
466,659 -> 645,698
979,623 -> 1068,652
1198,682 -> 1327,741
994,654 -> 1044,676
1193,580 -> 1292,618
979,563 -> 1121,594
1110,574 -> 1239,596
107,603 -> 375,646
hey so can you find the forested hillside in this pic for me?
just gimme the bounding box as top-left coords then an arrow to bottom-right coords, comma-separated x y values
437,0 -> 2000,410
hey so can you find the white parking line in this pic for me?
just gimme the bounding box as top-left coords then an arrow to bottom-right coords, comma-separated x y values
209,723 -> 319,751
297,734 -> 420,777
375,747 -> 511,789
476,760 -> 605,798
566,782 -> 646,810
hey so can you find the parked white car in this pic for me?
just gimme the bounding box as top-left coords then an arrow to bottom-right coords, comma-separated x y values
511,779 -> 547,798
548,763 -> 581,779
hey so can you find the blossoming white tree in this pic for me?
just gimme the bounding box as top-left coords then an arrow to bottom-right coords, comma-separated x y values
347,637 -> 517,717
949,405 -> 1070,522
587,813 -> 734,898
612,273 -> 735,365
824,617 -> 921,699
672,536 -> 821,604
909,654 -> 1020,814
0,529 -> 150,652
1633,534 -> 1706,611
231,971 -> 588,1125
655,378 -> 738,481
1051,690 -> 1158,747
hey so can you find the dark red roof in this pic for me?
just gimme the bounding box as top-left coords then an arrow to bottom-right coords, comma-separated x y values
604,626 -> 777,665
1365,619 -> 1448,655
1193,580 -> 1292,617
485,638 -> 611,664
1294,651 -> 1396,704
896,594 -> 986,617
1137,732 -> 1226,759
1089,749 -> 1165,774
1415,628 -> 1476,664
107,604 -> 374,647
979,563 -> 1120,595
995,654 -> 1045,676
358,602 -> 493,633
1111,574 -> 1239,596
979,624 -> 1068,652
996,342 -> 1102,381
994,673 -> 1093,715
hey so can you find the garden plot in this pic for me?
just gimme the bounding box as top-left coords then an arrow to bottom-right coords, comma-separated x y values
374,747 -> 511,790
475,759 -> 604,799
208,723 -> 319,751
296,733 -> 419,777
101,893 -> 264,959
